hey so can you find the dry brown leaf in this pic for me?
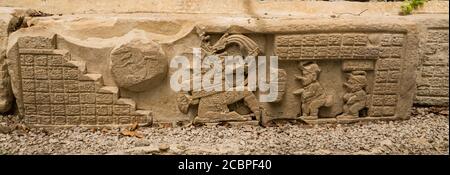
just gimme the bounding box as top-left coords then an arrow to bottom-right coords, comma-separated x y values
134,132 -> 144,138
121,130 -> 133,136
121,129 -> 143,138
130,122 -> 139,131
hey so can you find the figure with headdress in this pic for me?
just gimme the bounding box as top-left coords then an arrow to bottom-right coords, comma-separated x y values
176,31 -> 262,124
337,71 -> 368,119
293,62 -> 333,120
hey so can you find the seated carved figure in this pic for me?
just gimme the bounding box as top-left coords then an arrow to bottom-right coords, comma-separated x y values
337,71 -> 368,119
293,62 -> 333,120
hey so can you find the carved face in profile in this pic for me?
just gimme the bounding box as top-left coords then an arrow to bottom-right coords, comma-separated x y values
344,71 -> 367,93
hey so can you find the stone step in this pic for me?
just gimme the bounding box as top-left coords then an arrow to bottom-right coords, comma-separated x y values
62,50 -> 151,125
116,98 -> 136,110
79,73 -> 105,91
133,110 -> 152,116
134,110 -> 151,115
133,110 -> 153,126
79,73 -> 103,82
98,86 -> 119,94
65,60 -> 87,74
96,86 -> 119,104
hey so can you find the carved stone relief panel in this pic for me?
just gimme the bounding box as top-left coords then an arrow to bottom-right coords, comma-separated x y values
415,27 -> 449,106
2,17 -> 422,127
265,32 -> 415,124
176,32 -> 263,125
7,34 -> 152,126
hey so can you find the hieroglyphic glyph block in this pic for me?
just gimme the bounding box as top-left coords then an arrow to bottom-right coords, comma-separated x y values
415,25 -> 449,106
6,34 -> 152,126
273,32 -> 415,122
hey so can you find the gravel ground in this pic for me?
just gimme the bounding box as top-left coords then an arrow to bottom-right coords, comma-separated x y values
0,107 -> 448,155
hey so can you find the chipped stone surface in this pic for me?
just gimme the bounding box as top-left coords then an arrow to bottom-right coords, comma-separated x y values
0,1 -> 448,127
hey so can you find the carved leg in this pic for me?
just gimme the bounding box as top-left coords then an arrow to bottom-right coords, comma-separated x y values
337,103 -> 360,119
305,98 -> 326,119
310,106 -> 320,117
195,111 -> 251,123
243,91 -> 260,121
342,104 -> 349,115
301,103 -> 309,117
300,102 -> 318,120
305,106 -> 319,120
195,91 -> 256,123
223,90 -> 260,120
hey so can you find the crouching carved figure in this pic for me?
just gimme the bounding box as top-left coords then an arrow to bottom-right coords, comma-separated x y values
293,62 -> 333,120
177,31 -> 261,124
337,71 -> 368,119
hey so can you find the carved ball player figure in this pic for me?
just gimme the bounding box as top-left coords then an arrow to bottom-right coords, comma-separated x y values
293,62 -> 333,120
177,32 -> 262,124
337,71 -> 368,119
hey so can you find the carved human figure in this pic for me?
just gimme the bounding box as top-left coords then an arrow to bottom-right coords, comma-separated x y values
293,62 -> 333,120
337,71 -> 368,119
177,32 -> 261,123
178,68 -> 261,124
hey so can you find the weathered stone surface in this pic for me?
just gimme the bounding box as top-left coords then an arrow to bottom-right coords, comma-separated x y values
0,12 -> 13,113
413,16 -> 449,106
110,38 -> 167,92
6,30 -> 152,127
0,0 -> 447,16
264,26 -> 418,124
1,1 -> 448,127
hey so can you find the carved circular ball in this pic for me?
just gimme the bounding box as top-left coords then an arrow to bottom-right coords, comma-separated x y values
110,39 -> 167,92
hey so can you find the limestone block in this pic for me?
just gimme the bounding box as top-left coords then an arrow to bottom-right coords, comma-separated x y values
3,5 -> 448,127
